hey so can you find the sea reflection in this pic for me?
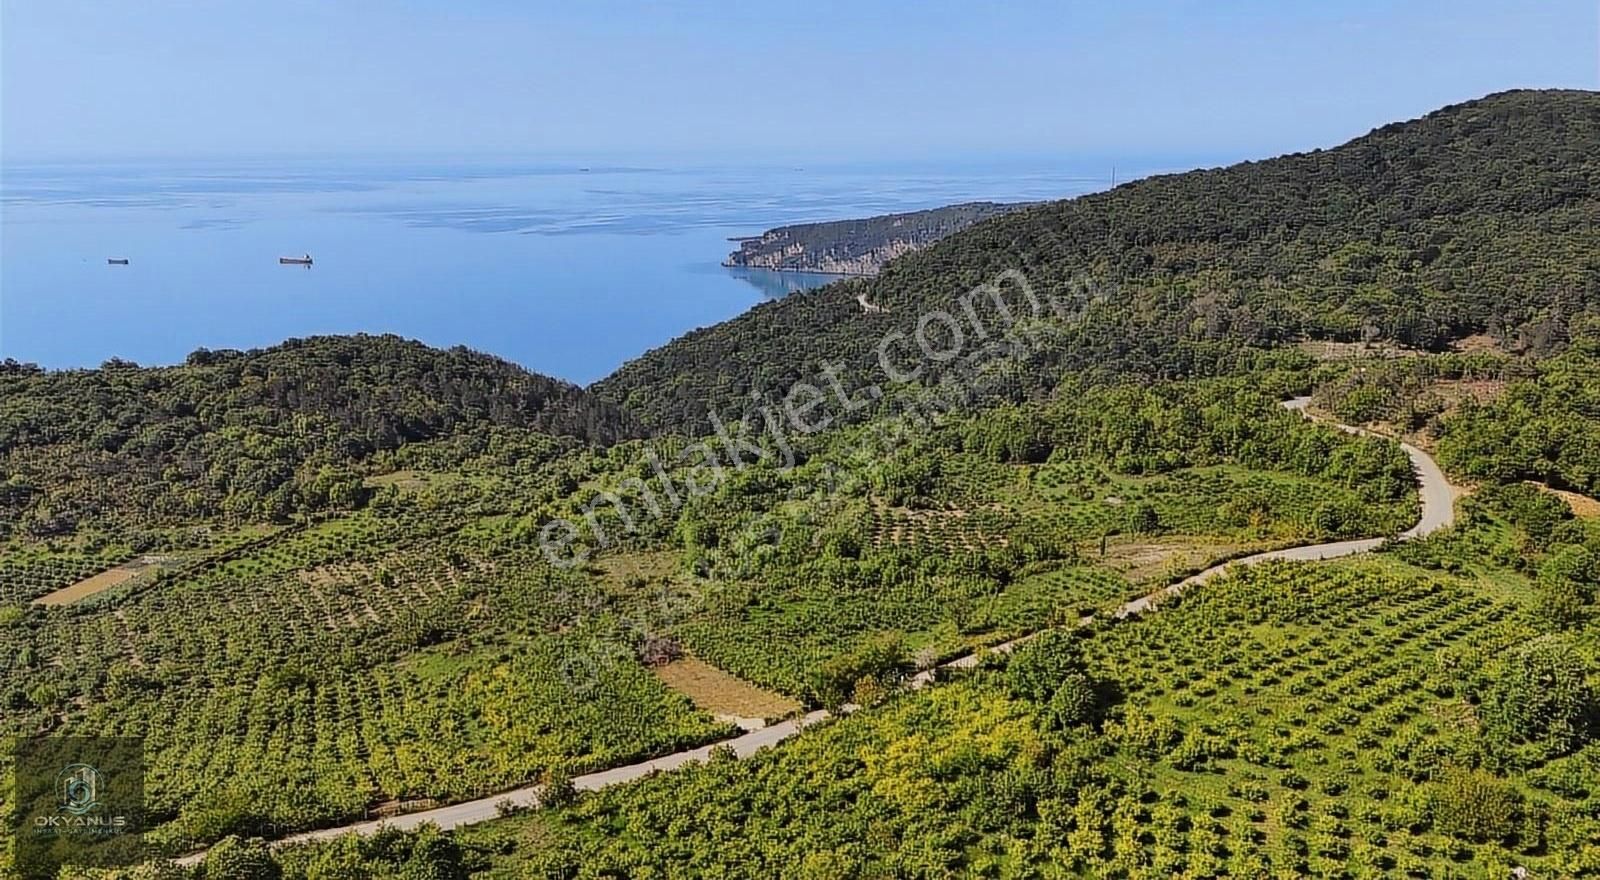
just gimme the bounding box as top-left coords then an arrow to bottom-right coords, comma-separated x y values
724,266 -> 849,299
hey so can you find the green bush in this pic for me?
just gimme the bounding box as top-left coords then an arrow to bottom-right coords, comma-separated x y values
1430,767 -> 1522,843
1482,635 -> 1596,755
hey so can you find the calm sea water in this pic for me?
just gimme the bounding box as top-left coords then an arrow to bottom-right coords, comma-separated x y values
0,157 -> 1143,384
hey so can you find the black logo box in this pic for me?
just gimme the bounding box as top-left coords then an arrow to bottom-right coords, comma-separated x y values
8,736 -> 148,880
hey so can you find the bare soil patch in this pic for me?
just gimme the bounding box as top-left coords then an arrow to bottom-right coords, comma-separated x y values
1427,378 -> 1507,406
34,561 -> 151,606
1093,537 -> 1267,582
1530,483 -> 1600,518
1450,333 -> 1505,354
296,561 -> 371,588
1296,340 -> 1419,361
363,470 -> 446,492
593,550 -> 681,583
653,656 -> 801,723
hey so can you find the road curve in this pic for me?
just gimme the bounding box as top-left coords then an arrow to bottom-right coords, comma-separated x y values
1115,398 -> 1455,618
175,399 -> 1456,864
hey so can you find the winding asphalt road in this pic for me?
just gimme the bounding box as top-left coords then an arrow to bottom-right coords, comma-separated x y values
175,399 -> 1457,863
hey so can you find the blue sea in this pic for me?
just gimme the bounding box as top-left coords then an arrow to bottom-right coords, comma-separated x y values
0,157 -> 1164,384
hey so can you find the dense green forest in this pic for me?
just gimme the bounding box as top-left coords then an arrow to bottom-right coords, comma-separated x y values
0,334 -> 637,536
599,89 -> 1600,433
8,90 -> 1600,879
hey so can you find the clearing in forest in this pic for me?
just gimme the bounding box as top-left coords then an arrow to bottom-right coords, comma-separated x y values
1092,536 -> 1273,583
1532,482 -> 1600,518
34,560 -> 151,606
1295,339 -> 1420,360
363,470 -> 459,493
593,549 -> 681,583
653,656 -> 801,727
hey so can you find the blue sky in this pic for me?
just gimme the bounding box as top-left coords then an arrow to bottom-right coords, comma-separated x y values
3,0 -> 1596,162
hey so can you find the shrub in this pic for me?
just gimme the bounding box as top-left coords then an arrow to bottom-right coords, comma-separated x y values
1430,767 -> 1522,843
202,836 -> 280,880
1005,630 -> 1084,703
1048,672 -> 1099,728
1536,544 -> 1598,628
811,632 -> 911,708
1109,710 -> 1182,760
539,768 -> 578,809
1482,635 -> 1596,755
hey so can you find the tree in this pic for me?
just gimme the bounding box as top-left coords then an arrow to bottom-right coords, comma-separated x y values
203,836 -> 280,880
798,850 -> 859,880
540,768 -> 578,809
1537,545 -> 1599,628
871,450 -> 942,507
1126,503 -> 1160,535
26,682 -> 62,711
1483,636 -> 1596,755
1048,672 -> 1100,728
1005,630 -> 1110,729
811,632 -> 912,709
397,825 -> 470,880
1311,501 -> 1352,539
1005,630 -> 1085,703
1431,767 -> 1522,843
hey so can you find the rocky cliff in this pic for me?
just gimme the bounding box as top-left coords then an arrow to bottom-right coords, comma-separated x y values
723,201 -> 1024,275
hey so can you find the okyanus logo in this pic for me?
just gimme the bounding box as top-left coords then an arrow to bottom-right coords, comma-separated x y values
33,814 -> 130,830
11,735 -> 147,876
58,763 -> 103,816
31,762 -> 132,837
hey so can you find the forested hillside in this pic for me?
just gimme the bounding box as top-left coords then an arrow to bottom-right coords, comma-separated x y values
723,201 -> 1024,275
597,89 -> 1600,433
0,334 -> 638,534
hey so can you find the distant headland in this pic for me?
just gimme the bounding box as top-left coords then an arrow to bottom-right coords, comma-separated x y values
723,201 -> 1027,276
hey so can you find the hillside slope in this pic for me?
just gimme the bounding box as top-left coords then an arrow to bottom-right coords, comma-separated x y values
723,201 -> 1025,275
597,89 -> 1600,433
0,334 -> 639,533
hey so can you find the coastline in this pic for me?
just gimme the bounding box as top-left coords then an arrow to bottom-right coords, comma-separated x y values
719,260 -> 871,277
